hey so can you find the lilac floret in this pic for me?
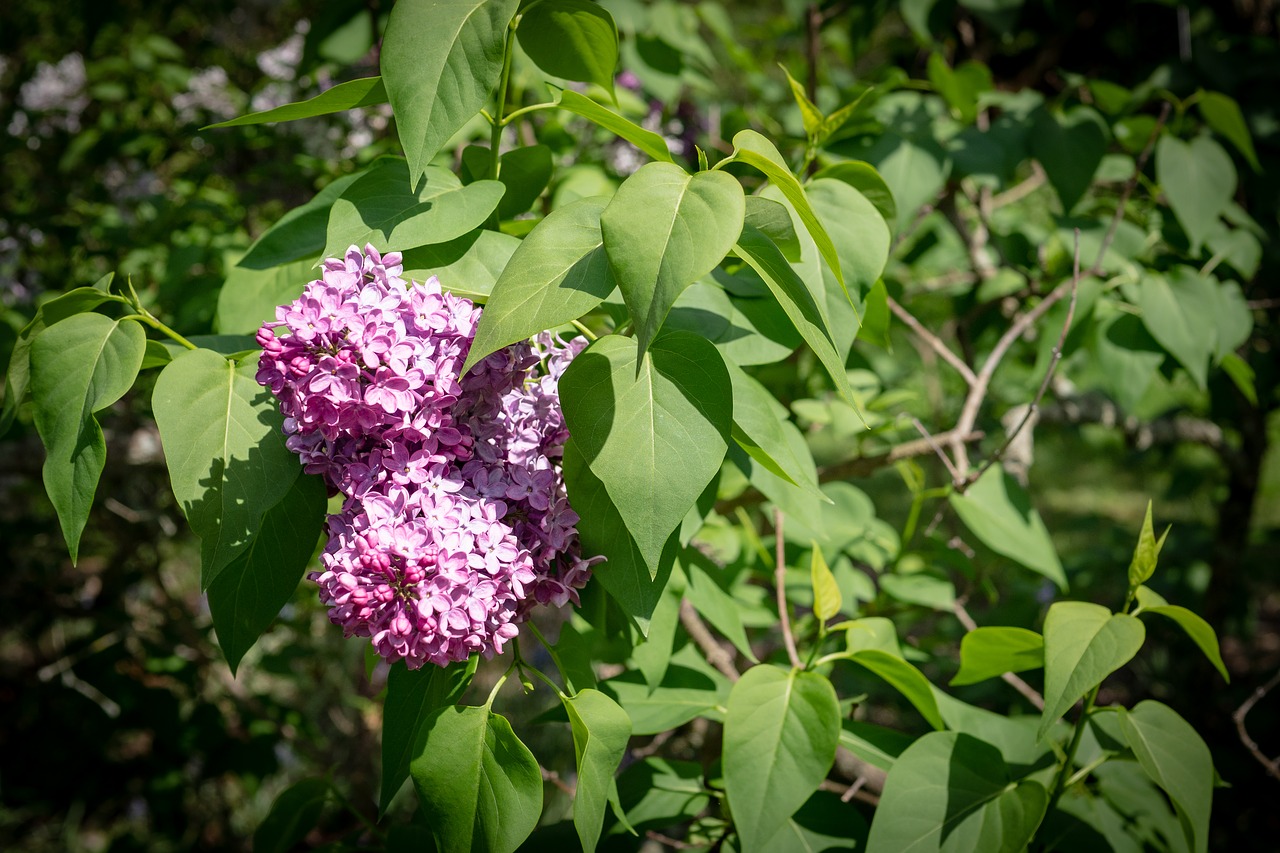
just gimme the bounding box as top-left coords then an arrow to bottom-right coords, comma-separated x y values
257,244 -> 598,668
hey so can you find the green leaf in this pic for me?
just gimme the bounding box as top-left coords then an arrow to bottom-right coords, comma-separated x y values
2,286 -> 123,436
152,350 -> 301,588
927,54 -> 992,124
612,758 -> 710,835
1118,700 -> 1214,853
878,573 -> 955,610
726,359 -> 822,497
556,89 -> 674,163
723,665 -> 841,853
323,158 -> 505,259
401,229 -> 521,302
381,0 -> 521,184
1135,268 -> 1220,389
207,474 -> 326,673
600,161 -> 745,357
758,789 -> 869,853
1126,501 -> 1170,592
380,657 -> 478,815
599,666 -> 727,735
204,77 -> 387,129
951,627 -> 1045,687
464,196 -> 614,373
1220,352 -> 1257,406
410,706 -> 543,853
1156,135 -> 1236,253
564,689 -> 632,853
1030,105 -> 1108,212
518,0 -> 619,97
807,176 -> 890,304
630,561 -> 685,690
744,196 -> 801,262
839,720 -> 915,772
237,173 -> 361,269
734,222 -> 856,409
865,132 -> 950,232
559,332 -> 732,575
720,129 -> 846,298
866,732 -> 1048,853
810,545 -> 842,623
810,161 -> 897,227
562,438 -> 676,632
847,649 -> 945,730
1134,588 -> 1228,682
215,257 -> 317,335
950,467 -> 1066,589
1039,602 -> 1145,740
1197,91 -> 1260,172
30,314 -> 146,562
464,144 -> 555,218
684,552 -> 756,661
780,64 -> 823,139
253,778 -> 330,853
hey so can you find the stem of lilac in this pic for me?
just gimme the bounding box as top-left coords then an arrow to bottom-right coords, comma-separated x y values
569,319 -> 597,342
773,508 -> 803,669
119,313 -> 198,351
501,101 -> 558,127
522,657 -> 568,700
485,660 -> 517,709
527,620 -> 576,695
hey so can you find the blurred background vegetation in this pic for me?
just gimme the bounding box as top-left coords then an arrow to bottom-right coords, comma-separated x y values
1,0 -> 1277,849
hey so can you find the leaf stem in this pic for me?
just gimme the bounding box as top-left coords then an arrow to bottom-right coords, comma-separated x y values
501,101 -> 559,126
119,313 -> 198,351
527,620 -> 576,695
489,20 -> 518,182
485,659 -> 517,709
1046,685 -> 1099,813
569,319 -> 598,342
773,508 -> 803,669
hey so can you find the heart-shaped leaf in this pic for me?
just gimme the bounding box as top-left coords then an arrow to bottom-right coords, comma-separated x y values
1118,701 -> 1213,853
1156,134 -> 1236,253
518,0 -> 619,98
950,467 -> 1066,589
1030,105 -> 1108,212
1039,602 -> 1145,740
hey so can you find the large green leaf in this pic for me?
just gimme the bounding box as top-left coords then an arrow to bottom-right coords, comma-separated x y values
464,196 -> 614,373
215,257 -> 317,335
862,132 -> 950,232
723,665 -> 841,852
379,657 -> 478,815
380,0 -> 521,184
556,89 -> 674,163
599,161 -> 745,357
726,359 -> 821,497
1197,91 -> 1261,172
1135,268 -> 1220,389
734,222 -> 856,408
811,161 -> 898,227
1134,587 -> 1228,682
1118,700 -> 1213,853
951,627 -> 1045,687
744,196 -> 801,261
719,130 -> 846,298
758,789 -> 869,853
559,332 -> 732,575
323,158 -> 505,259
1156,135 -> 1236,253
462,143 -> 554,218
629,561 -> 685,690
598,666 -> 726,735
253,778 -> 330,853
561,439 -> 676,631
847,649 -> 945,730
207,474 -> 326,673
401,229 -> 521,302
410,706 -> 543,853
152,350 -> 300,588
236,173 -> 361,269
950,467 -> 1066,589
1029,106 -> 1108,212
808,177 -> 891,305
518,0 -> 619,96
1039,602 -> 1145,740
564,689 -> 632,853
204,77 -> 387,129
866,732 -> 1048,853
30,314 -> 146,563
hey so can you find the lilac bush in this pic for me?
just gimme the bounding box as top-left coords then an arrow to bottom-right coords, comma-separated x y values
255,244 -> 594,669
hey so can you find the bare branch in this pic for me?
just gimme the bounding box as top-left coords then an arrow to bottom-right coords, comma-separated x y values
954,600 -> 1046,711
912,417 -> 962,482
541,764 -> 576,796
773,509 -> 803,669
680,599 -> 741,682
1234,668 -> 1280,782
887,296 -> 977,386
819,777 -> 880,807
991,162 -> 1047,208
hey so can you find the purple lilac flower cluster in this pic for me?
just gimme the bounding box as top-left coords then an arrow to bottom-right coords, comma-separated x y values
256,244 -> 595,669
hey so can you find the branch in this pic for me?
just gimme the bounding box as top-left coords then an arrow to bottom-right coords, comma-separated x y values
819,777 -> 880,807
773,509 -> 803,669
1233,668 -> 1280,782
887,296 -> 977,386
680,600 -> 741,681
954,600 -> 1045,711
912,417 -> 962,483
941,190 -> 997,282
991,162 -> 1047,208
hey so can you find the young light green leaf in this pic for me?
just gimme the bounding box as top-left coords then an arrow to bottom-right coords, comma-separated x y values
207,473 -> 326,674
866,732 -> 1048,853
811,161 -> 898,227
1118,700 -> 1214,853
518,0 -> 619,98
684,553 -> 756,661
847,649 -> 945,730
1156,134 -> 1236,253
215,257 -> 317,334
380,0 -> 521,184
1134,591 -> 1228,682
204,77 -> 387,129
464,196 -> 614,374
1126,501 -> 1170,592
780,64 -> 823,139
813,90 -> 872,147
323,158 -> 505,259
253,778 -> 331,853
734,222 -> 856,409
410,706 -> 543,853
237,173 -> 361,269
1039,602 -> 1146,740
153,350 -> 301,588
380,656 -> 479,815
564,689 -> 632,853
556,89 -> 674,163
951,627 -> 1045,687
600,161 -> 745,358
1197,91 -> 1260,173
559,332 -> 732,576
810,544 -> 842,623
950,467 -> 1066,589
723,665 -> 841,853
720,129 -> 846,298
30,314 -> 146,562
